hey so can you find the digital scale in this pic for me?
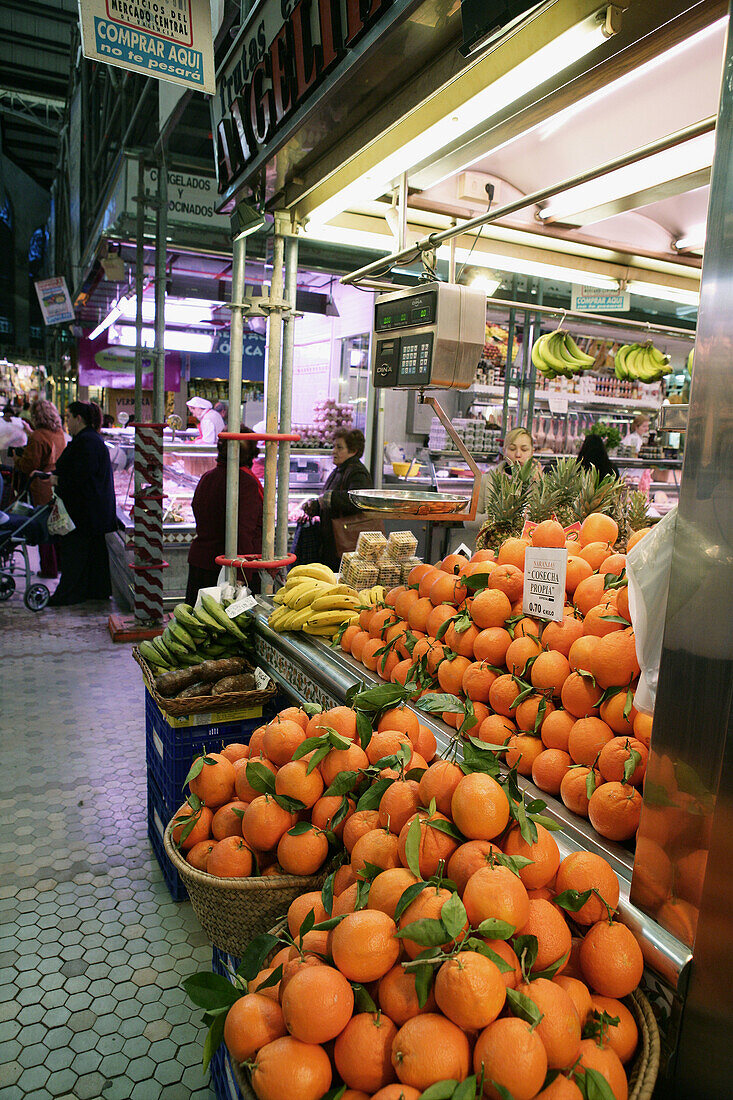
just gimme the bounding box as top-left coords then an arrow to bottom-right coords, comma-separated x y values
371,282 -> 487,390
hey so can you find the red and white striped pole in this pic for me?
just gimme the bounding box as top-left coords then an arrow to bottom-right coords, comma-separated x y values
131,423 -> 166,623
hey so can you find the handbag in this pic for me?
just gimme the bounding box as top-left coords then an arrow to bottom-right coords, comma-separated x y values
47,492 -> 76,537
331,514 -> 386,558
291,518 -> 324,565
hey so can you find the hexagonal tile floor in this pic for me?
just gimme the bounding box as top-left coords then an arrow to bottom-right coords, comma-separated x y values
0,591 -> 217,1100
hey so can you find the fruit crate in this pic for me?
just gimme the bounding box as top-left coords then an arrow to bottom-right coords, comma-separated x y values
147,773 -> 188,902
144,688 -> 265,816
211,946 -> 246,1100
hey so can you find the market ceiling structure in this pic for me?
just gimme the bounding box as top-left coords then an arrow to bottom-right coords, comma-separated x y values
0,0 -> 77,190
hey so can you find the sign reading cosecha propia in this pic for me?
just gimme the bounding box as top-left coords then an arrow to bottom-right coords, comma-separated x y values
78,0 -> 215,93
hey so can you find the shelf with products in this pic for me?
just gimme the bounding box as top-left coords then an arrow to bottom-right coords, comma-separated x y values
471,384 -> 661,413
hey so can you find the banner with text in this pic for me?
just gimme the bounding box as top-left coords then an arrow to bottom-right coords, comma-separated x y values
34,277 -> 75,325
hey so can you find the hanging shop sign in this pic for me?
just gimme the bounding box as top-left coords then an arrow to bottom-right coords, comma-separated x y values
571,285 -> 631,314
78,0 -> 215,94
34,277 -> 75,325
213,0 -> 416,204
135,164 -> 230,228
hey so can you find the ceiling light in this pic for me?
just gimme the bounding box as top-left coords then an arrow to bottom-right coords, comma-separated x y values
626,281 -> 700,307
88,304 -> 122,341
468,272 -> 501,295
674,227 -> 706,253
231,200 -> 266,241
109,325 -> 217,353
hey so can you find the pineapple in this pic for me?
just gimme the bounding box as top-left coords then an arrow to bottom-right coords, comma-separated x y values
570,468 -> 623,524
476,464 -> 533,552
542,457 -> 583,527
527,475 -> 560,524
617,487 -> 650,547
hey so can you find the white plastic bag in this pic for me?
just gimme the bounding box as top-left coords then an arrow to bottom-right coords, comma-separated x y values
47,492 -> 76,537
626,507 -> 677,714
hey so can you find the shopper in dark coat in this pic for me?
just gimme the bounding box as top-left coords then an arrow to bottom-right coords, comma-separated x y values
186,428 -> 263,605
49,402 -> 117,605
301,428 -> 373,571
577,433 -> 620,479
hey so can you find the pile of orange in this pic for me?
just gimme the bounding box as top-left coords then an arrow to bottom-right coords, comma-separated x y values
338,513 -> 652,846
215,744 -> 645,1100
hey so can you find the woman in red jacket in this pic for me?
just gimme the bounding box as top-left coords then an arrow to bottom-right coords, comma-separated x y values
14,398 -> 67,578
185,426 -> 263,605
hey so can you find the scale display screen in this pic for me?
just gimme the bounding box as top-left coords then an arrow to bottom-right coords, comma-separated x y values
375,290 -> 437,332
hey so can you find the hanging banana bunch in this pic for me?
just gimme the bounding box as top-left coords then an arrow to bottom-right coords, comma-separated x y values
531,328 -> 596,379
614,342 -> 671,383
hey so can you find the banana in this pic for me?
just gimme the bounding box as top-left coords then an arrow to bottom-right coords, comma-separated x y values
162,631 -> 190,658
562,331 -> 595,367
281,581 -> 315,608
272,589 -> 288,604
200,594 -> 249,641
167,622 -> 197,652
306,609 -> 360,628
139,639 -> 169,667
173,605 -> 210,636
302,623 -> 341,636
289,581 -> 334,611
192,605 -> 227,634
615,344 -> 632,380
287,564 -> 337,583
310,594 -> 361,612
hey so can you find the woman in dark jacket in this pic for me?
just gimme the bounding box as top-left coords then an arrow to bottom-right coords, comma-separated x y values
301,428 -> 373,571
186,428 -> 263,605
49,402 -> 117,606
577,433 -> 620,479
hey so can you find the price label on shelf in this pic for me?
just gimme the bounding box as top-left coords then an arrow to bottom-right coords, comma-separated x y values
226,594 -> 257,618
254,668 -> 271,690
522,548 -> 567,622
547,393 -> 569,414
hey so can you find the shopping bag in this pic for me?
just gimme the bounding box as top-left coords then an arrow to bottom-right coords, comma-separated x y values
626,507 -> 676,715
47,492 -> 76,537
292,518 -> 323,565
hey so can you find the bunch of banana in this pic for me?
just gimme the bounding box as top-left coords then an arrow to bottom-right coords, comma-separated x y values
615,341 -> 671,382
532,329 -> 595,379
358,585 -> 387,607
269,565 -> 360,637
138,595 -> 252,671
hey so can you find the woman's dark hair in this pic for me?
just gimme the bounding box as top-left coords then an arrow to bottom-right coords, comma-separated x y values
217,424 -> 258,468
577,434 -> 619,479
333,427 -> 365,459
102,414 -> 115,428
67,401 -> 103,431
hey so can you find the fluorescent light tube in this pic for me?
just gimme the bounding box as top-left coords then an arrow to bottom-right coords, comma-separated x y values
110,325 -> 217,354
674,227 -> 706,252
626,281 -> 700,307
88,304 -> 122,341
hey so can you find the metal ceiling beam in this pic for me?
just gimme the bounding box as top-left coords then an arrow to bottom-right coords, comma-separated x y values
0,87 -> 66,110
542,168 -> 713,228
0,0 -> 77,23
0,29 -> 70,56
0,105 -> 60,135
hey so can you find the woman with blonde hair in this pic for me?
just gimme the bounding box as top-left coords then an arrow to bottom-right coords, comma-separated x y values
463,427 -> 540,540
14,398 -> 67,578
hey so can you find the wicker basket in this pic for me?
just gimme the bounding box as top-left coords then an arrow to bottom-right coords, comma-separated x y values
228,983 -> 659,1100
163,826 -> 329,956
134,647 -> 277,717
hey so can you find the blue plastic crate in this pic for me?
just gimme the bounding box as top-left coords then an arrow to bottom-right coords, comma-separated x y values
212,944 -> 240,977
211,1041 -> 246,1100
145,688 -> 265,816
147,773 -> 188,902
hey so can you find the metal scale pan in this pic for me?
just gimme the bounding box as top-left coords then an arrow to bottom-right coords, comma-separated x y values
349,488 -> 470,517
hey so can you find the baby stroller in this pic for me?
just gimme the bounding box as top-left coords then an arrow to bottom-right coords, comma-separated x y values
0,472 -> 54,611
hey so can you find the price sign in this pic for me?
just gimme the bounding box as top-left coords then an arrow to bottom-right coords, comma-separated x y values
522,548 -> 568,622
226,593 -> 257,618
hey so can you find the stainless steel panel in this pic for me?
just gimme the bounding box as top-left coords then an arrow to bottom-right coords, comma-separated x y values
657,405 -> 689,431
631,8 -> 733,1093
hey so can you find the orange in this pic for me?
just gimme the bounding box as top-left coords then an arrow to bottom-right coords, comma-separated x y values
600,693 -> 637,736
395,586 -> 420,622
554,975 -> 593,1026
498,537 -> 531,569
536,1076 -> 583,1099
447,840 -> 501,895
377,965 -> 437,1026
408,562 -> 433,587
592,630 -> 640,689
262,719 -> 307,767
398,886 -> 462,960
386,585 -> 406,608
531,651 -> 571,696
418,759 -> 464,817
281,964 -> 354,1043
588,783 -> 642,841
540,709 -> 575,752
171,803 -> 213,852
568,635 -> 601,674
515,978 -> 581,1069
247,726 -> 267,758
242,796 -> 297,852
632,710 -> 653,748
275,759 -> 324,808
533,519 -> 566,548
220,743 -> 250,765
425,602 -> 455,640
391,658 -> 413,687
330,910 -> 400,982
473,626 -> 512,665
235,757 -> 277,804
473,1017 -> 548,1100
575,1039 -> 628,1100
482,939 -> 521,989
414,724 -> 437,762
506,635 -> 542,677
513,615 -> 542,639
562,673 -> 603,718
437,654 -> 472,695
333,864 -> 358,896
332,883 -> 359,917
568,718 -> 615,766
580,513 -> 618,547
350,630 -> 371,662
334,1013 -> 399,1094
428,571 -> 467,607
542,616 -> 585,657
489,674 -> 522,716
435,950 -> 506,1030
397,811 -> 459,878
504,823 -> 560,890
444,621 -> 480,658
311,795 -> 354,839
371,1087 -> 420,1100
367,730 -> 411,766
532,748 -> 572,795
341,624 -> 361,654
560,766 -> 602,818
249,968 -> 281,1002
589,995 -> 638,1063
517,898 -> 572,972
224,993 -> 287,1062
451,772 -> 510,840
598,737 -> 648,786
506,733 -> 545,776
573,575 -> 609,616
442,552 -> 469,574
583,604 -> 626,639
186,840 -> 215,870
368,867 -> 420,919
378,705 -> 420,741
471,588 -> 512,629
418,567 -> 441,599
578,541 -> 613,571
343,809 -> 380,853
351,828 -> 401,875
407,597 -> 434,633
579,920 -> 644,997
565,556 -> 594,596
307,706 -> 358,742
616,586 -> 630,621
598,553 -> 626,577
391,1013 -> 471,1091
287,892 -> 327,937
463,864 -> 530,930
425,642 -> 448,676
363,637 -> 388,672
488,563 -> 525,602
189,752 -> 236,809
276,825 -> 329,875
370,608 -> 398,638
320,742 -> 369,788
627,527 -> 650,550
476,714 -> 516,746
554,852 -> 620,926
207,836 -> 253,878
379,780 -> 421,835
250,1035 -> 332,1100
516,695 -> 556,734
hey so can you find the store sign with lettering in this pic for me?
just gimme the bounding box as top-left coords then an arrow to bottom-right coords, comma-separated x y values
571,285 -> 630,314
522,548 -> 567,622
213,0 -> 401,199
79,0 -> 215,93
34,277 -> 75,325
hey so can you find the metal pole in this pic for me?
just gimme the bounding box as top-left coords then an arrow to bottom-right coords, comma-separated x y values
153,159 -> 167,424
134,154 -> 145,424
501,276 -> 518,434
262,218 -> 286,590
276,232 -> 299,559
398,172 -> 408,251
225,233 -> 246,587
526,281 -> 543,428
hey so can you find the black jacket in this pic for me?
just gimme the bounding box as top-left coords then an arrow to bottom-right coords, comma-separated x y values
55,427 -> 117,534
316,455 -> 373,570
